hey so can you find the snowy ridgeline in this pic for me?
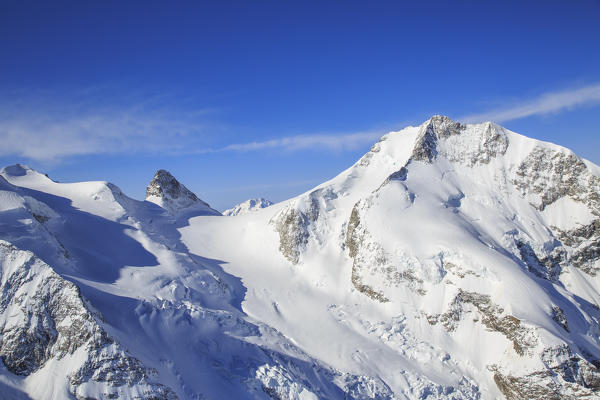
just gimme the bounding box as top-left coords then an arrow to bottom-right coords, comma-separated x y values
223,198 -> 274,216
1,116 -> 600,399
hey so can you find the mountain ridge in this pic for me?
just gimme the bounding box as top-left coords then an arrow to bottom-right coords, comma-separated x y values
1,116 -> 599,399
223,198 -> 274,216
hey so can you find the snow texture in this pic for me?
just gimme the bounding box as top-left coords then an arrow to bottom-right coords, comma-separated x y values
223,198 -> 274,216
2,116 -> 600,399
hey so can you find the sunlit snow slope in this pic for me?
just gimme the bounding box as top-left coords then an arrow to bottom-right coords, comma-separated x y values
1,116 -> 600,399
223,198 -> 274,216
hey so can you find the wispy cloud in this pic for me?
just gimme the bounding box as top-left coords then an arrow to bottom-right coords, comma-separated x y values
0,112 -> 215,162
460,83 -> 600,124
4,83 -> 600,163
207,179 -> 322,194
221,131 -> 382,153
0,88 -> 387,162
0,89 -> 223,162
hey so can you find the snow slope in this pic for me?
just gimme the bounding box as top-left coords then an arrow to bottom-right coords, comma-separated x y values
223,198 -> 274,216
182,116 -> 600,399
1,116 -> 600,399
0,165 -> 383,399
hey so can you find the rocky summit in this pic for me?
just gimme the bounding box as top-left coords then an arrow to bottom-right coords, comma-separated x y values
145,169 -> 219,215
1,116 -> 600,399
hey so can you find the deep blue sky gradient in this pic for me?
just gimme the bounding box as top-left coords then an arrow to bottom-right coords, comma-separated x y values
1,1 -> 599,210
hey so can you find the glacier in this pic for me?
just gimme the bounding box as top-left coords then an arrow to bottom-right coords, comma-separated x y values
0,116 -> 599,399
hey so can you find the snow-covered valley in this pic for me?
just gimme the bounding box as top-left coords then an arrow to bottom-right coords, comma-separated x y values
1,116 -> 600,399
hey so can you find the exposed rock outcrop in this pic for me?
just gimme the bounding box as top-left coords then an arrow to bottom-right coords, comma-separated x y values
516,240 -> 566,281
411,115 -> 465,162
345,203 -> 390,302
410,116 -> 509,166
0,241 -> 176,399
491,345 -> 600,399
554,219 -> 600,275
272,194 -> 320,264
513,147 -> 600,212
146,169 -> 218,215
426,289 -> 537,356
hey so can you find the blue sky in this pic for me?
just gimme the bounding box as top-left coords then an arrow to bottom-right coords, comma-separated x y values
1,1 -> 599,211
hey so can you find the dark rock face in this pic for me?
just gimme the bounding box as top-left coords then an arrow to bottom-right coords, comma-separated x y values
146,170 -> 200,202
554,220 -> 600,276
513,147 -> 600,212
541,345 -> 600,389
345,199 -> 428,302
274,207 -> 313,264
551,306 -> 569,332
510,146 -> 600,276
345,203 -> 389,303
558,220 -> 600,247
345,205 -> 361,261
272,192 -> 321,265
516,240 -> 565,281
445,121 -> 509,166
411,124 -> 439,162
426,289 -> 537,356
492,370 -> 564,400
411,115 -> 465,162
0,242 -> 177,399
511,146 -> 600,276
492,345 -> 600,400
145,169 -> 215,215
410,116 -> 508,166
0,244 -> 96,375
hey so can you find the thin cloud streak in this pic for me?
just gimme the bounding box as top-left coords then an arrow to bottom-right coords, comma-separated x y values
4,83 -> 600,162
172,130 -> 384,156
0,88 -> 389,162
0,114 -> 212,161
0,95 -> 386,162
0,93 -> 223,162
207,179 -> 322,194
222,131 -> 383,153
460,83 -> 600,123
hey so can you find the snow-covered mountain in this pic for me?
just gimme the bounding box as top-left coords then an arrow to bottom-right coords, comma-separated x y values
1,116 -> 600,399
223,198 -> 274,216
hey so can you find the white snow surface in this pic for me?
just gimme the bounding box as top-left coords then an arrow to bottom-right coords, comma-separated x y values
223,198 -> 274,216
1,116 -> 600,399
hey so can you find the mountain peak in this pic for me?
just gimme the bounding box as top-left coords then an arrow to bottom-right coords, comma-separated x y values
223,197 -> 274,216
427,115 -> 467,136
0,164 -> 55,184
146,169 -> 199,202
146,169 -> 216,214
411,116 -> 466,162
